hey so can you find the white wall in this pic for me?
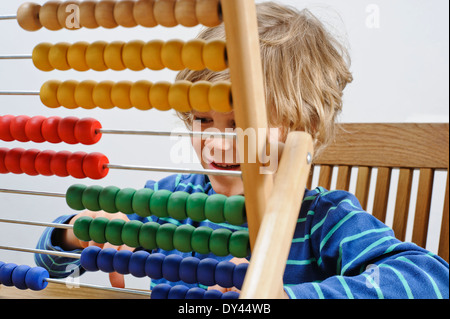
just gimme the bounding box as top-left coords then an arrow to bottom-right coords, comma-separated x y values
0,0 -> 448,291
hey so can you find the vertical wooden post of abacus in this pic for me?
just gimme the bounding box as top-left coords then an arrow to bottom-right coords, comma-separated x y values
220,0 -> 273,249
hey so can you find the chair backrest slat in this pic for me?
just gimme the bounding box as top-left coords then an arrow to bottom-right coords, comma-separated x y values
310,123 -> 449,262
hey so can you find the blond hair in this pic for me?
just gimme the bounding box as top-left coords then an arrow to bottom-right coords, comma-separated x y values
176,1 -> 353,156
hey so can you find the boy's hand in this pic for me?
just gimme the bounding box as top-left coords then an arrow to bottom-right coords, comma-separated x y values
55,210 -> 134,288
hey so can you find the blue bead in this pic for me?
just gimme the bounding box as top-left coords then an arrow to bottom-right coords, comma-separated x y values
222,291 -> 240,299
179,256 -> 200,284
151,283 -> 171,299
162,254 -> 182,282
145,253 -> 165,279
185,287 -> 206,299
0,263 -> 17,286
80,246 -> 101,271
215,261 -> 235,288
168,285 -> 189,299
0,261 -> 5,270
129,250 -> 150,278
12,265 -> 31,290
97,248 -> 117,273
233,262 -> 248,290
113,249 -> 133,274
204,289 -> 222,299
197,258 -> 218,286
25,267 -> 49,291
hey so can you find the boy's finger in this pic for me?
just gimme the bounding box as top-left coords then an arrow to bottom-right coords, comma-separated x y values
109,271 -> 125,288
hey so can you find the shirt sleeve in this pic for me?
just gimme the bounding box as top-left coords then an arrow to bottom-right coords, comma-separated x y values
34,214 -> 85,279
284,190 -> 449,299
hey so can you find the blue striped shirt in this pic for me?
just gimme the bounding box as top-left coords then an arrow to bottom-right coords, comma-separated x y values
35,173 -> 449,299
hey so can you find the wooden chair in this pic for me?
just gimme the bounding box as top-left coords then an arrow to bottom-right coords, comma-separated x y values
309,123 -> 449,263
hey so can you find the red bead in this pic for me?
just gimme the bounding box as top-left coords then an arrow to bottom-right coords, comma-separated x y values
25,116 -> 47,143
4,148 -> 26,174
83,152 -> 109,180
58,116 -> 79,144
74,117 -> 102,145
50,150 -> 71,177
35,150 -> 56,176
0,147 -> 9,173
10,115 -> 31,142
20,149 -> 40,176
0,115 -> 15,142
67,151 -> 87,179
41,116 -> 62,143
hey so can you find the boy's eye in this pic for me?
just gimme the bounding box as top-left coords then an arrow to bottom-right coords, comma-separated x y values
193,116 -> 213,124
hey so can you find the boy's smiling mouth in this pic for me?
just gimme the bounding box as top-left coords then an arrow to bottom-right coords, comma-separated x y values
210,162 -> 241,170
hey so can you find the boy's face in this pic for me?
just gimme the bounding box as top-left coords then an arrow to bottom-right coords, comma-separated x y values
191,110 -> 243,196
190,110 -> 283,197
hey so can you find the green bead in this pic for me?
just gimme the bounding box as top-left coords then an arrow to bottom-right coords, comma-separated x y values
186,192 -> 208,222
139,222 -> 159,250
191,226 -> 213,254
121,220 -> 143,247
66,184 -> 87,210
105,219 -> 126,245
132,188 -> 154,217
224,195 -> 246,225
89,217 -> 109,244
229,230 -> 250,258
156,223 -> 177,251
173,224 -> 195,252
209,228 -> 232,256
73,216 -> 93,241
81,185 -> 103,211
99,186 -> 120,213
150,190 -> 172,218
115,188 -> 136,215
205,194 -> 227,223
167,191 -> 189,220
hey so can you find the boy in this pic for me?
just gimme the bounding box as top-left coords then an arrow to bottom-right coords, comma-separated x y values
35,1 -> 449,298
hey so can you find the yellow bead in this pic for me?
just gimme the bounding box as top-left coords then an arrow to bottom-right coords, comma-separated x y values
75,80 -> 98,109
104,41 -> 126,71
189,81 -> 211,112
93,81 -> 115,109
111,81 -> 133,109
32,43 -> 54,71
142,40 -> 165,70
122,40 -> 145,71
153,0 -> 177,27
48,42 -> 71,71
175,0 -> 198,27
130,80 -> 153,110
79,1 -> 99,29
161,39 -> 185,71
67,41 -> 89,71
203,40 -> 228,71
169,81 -> 192,112
16,2 -> 42,31
149,81 -> 172,111
57,80 -> 79,109
39,1 -> 63,31
95,0 -> 118,29
114,0 -> 137,28
209,82 -> 232,113
133,0 -> 157,28
196,0 -> 222,27
86,41 -> 108,71
182,39 -> 206,71
40,80 -> 62,108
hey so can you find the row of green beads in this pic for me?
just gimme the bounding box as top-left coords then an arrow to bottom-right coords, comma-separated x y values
65,184 -> 246,225
73,216 -> 250,258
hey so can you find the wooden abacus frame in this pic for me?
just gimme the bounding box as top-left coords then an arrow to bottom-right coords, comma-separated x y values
0,0 -> 314,299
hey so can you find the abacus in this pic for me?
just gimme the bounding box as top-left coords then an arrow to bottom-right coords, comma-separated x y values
0,0 -> 313,299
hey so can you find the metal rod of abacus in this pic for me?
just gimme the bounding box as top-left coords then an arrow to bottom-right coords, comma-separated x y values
0,15 -> 17,20
0,217 -> 72,230
0,54 -> 32,59
0,244 -> 80,259
105,163 -> 243,177
98,128 -> 236,139
0,90 -> 39,95
0,188 -> 65,198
